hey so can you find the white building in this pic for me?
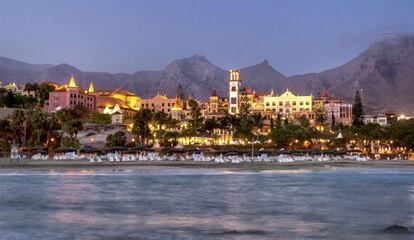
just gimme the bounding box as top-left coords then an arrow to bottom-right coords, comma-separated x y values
228,69 -> 241,115
363,115 -> 388,126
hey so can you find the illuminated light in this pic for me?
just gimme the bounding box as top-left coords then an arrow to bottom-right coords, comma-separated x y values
90,138 -> 94,142
88,82 -> 95,93
131,138 -> 135,142
51,138 -> 55,142
68,75 -> 78,88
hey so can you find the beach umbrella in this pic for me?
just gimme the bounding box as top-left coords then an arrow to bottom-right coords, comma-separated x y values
80,145 -> 101,153
31,146 -> 47,153
105,146 -> 127,153
55,147 -> 77,153
33,149 -> 47,154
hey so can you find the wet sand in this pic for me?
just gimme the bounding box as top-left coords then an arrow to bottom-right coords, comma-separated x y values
2,157 -> 414,171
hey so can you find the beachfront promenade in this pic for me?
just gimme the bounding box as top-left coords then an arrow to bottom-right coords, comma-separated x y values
3,151 -> 414,170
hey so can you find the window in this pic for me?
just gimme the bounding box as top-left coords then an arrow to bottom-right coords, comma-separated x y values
231,97 -> 237,104
266,102 -> 269,106
293,101 -> 296,106
279,102 -> 283,106
279,109 -> 283,113
231,86 -> 237,92
300,102 -> 303,105
293,108 -> 296,112
306,102 -> 309,105
162,103 -> 165,107
231,107 -> 237,113
272,102 -> 275,106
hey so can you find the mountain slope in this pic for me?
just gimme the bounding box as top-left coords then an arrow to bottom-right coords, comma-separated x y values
288,35 -> 414,114
0,34 -> 413,114
240,60 -> 287,93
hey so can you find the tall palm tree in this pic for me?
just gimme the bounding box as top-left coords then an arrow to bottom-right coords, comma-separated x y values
0,119 -> 12,143
9,110 -> 26,144
251,113 -> 264,131
132,109 -> 153,145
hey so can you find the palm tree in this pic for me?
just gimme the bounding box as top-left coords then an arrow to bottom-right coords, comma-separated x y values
251,113 -> 264,131
0,119 -> 12,145
132,109 -> 153,145
9,110 -> 26,144
27,110 -> 48,146
62,120 -> 83,138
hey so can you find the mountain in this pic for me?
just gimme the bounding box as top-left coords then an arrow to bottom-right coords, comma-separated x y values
1,34 -> 413,114
240,60 -> 287,93
287,35 -> 414,114
124,55 -> 228,99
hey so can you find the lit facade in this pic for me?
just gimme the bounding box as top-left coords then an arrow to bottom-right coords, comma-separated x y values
363,115 -> 388,126
228,69 -> 241,114
313,90 -> 352,126
46,76 -> 97,112
96,89 -> 140,117
264,89 -> 313,117
208,90 -> 228,113
204,90 -> 229,119
140,92 -> 185,119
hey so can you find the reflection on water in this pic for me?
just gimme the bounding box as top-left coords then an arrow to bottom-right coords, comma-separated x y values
1,168 -> 414,239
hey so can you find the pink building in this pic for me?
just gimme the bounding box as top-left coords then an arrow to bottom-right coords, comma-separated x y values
313,89 -> 353,126
46,76 -> 97,112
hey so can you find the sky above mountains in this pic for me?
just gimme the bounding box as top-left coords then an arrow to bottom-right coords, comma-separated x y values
1,0 -> 414,76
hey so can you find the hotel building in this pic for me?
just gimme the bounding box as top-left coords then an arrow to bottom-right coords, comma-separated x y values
263,89 -> 313,118
140,92 -> 185,119
46,76 -> 97,112
313,89 -> 353,126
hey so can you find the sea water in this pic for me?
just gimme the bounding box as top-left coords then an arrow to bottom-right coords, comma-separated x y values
1,167 -> 414,239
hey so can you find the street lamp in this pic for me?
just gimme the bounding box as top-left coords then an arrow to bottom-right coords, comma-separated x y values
251,137 -> 260,158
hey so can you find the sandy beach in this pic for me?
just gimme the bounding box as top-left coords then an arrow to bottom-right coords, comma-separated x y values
2,157 -> 414,171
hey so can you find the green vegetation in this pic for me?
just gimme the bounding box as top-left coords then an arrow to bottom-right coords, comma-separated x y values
106,131 -> 127,147
352,90 -> 364,126
0,83 -> 55,109
88,112 -> 111,124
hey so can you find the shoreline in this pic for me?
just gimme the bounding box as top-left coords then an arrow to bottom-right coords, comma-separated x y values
2,158 -> 414,171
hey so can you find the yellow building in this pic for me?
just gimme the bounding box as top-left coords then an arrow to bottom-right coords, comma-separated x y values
264,89 -> 313,117
96,88 -> 141,118
140,92 -> 185,119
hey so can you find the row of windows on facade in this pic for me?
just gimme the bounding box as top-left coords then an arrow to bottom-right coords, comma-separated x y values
265,101 -> 310,107
69,93 -> 94,101
69,100 -> 94,108
268,108 -> 311,113
141,102 -> 175,107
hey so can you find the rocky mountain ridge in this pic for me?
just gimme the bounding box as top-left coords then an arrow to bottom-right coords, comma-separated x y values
1,35 -> 413,114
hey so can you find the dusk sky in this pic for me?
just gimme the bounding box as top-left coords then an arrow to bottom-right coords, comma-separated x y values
1,0 -> 413,75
